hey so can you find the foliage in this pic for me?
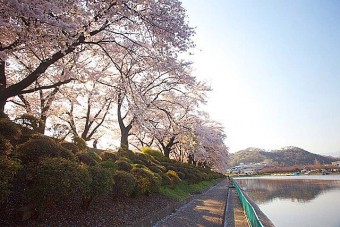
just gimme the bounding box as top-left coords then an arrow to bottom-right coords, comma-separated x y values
131,167 -> 161,195
100,151 -> 118,162
25,157 -> 91,209
141,147 -> 165,160
17,137 -> 75,164
60,142 -> 79,154
0,156 -> 22,203
77,152 -> 98,166
117,148 -> 137,162
112,170 -> 137,197
15,114 -> 43,132
167,170 -> 181,186
0,118 -> 21,142
86,166 -> 113,198
87,151 -> 102,162
100,160 -> 117,170
73,136 -> 87,152
115,159 -> 133,172
0,136 -> 13,156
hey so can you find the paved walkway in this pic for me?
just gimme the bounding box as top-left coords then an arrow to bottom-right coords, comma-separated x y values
224,188 -> 249,227
153,179 -> 249,227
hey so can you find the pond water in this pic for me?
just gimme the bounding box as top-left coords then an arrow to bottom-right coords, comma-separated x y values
234,175 -> 340,227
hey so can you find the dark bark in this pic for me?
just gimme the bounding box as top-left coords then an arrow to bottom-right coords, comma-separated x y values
161,136 -> 177,158
117,92 -> 132,149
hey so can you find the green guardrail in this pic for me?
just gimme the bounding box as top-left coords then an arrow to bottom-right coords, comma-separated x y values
233,180 -> 264,227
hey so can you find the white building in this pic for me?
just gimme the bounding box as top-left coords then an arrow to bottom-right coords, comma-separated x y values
331,161 -> 340,167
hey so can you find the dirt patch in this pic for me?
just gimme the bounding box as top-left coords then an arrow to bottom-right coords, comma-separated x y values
0,194 -> 176,226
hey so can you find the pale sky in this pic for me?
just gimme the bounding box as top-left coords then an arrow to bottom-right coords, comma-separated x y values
181,0 -> 340,155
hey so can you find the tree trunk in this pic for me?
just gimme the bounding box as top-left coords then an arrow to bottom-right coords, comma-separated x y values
161,136 -> 177,158
0,61 -> 7,116
37,115 -> 47,134
117,93 -> 132,150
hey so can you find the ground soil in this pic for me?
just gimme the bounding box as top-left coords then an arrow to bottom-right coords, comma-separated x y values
0,194 -> 176,226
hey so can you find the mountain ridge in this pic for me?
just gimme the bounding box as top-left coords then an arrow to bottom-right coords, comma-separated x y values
227,146 -> 339,167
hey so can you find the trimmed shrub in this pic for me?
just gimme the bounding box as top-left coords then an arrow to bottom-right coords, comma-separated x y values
100,160 -> 117,170
141,147 -> 164,160
74,136 -> 87,151
135,152 -> 149,163
112,170 -> 137,197
131,167 -> 161,195
148,165 -> 162,173
60,142 -> 79,154
159,172 -> 172,186
133,164 -> 148,169
115,159 -> 133,172
177,171 -> 185,180
88,150 -> 102,162
0,136 -> 13,156
25,157 -> 91,209
0,156 -> 22,203
0,118 -> 21,142
100,151 -> 118,162
87,166 -> 113,195
15,114 -> 43,132
82,166 -> 113,209
117,147 -> 137,161
17,137 -> 76,164
167,170 -> 181,186
78,152 -> 98,166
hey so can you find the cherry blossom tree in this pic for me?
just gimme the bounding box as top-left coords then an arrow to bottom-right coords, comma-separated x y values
53,79 -> 114,146
0,0 -> 194,115
187,112 -> 229,173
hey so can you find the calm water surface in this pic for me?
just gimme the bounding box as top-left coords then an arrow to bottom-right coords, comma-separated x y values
235,175 -> 340,227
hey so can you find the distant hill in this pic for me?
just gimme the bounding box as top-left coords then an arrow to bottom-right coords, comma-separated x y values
227,146 -> 339,167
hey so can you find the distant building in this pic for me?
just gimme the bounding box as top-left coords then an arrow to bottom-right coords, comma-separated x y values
331,161 -> 340,167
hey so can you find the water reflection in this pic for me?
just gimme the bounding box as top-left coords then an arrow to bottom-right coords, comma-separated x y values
235,177 -> 340,204
234,176 -> 340,227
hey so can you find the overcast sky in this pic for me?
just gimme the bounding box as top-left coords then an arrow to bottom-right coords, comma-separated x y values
181,0 -> 340,155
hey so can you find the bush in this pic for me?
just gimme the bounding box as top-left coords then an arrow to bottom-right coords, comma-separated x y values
112,170 -> 137,197
133,164 -> 148,169
115,159 -> 133,172
136,152 -> 149,161
100,160 -> 117,170
88,150 -> 102,162
100,151 -> 118,162
25,157 -> 91,209
82,166 -> 113,209
167,170 -> 181,186
0,156 -> 22,203
60,142 -> 79,154
177,171 -> 185,180
141,147 -> 164,160
148,165 -> 162,173
87,166 -> 113,195
17,137 -> 76,164
15,114 -> 43,132
159,172 -> 172,186
0,118 -> 21,142
131,167 -> 161,195
117,147 -> 137,161
0,136 -> 13,156
78,152 -> 98,166
74,136 -> 87,151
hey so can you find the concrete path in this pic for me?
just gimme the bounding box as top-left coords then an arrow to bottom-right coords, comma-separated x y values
224,188 -> 249,227
153,179 -> 249,227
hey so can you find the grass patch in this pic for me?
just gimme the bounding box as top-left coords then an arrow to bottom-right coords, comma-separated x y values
159,178 -> 223,201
